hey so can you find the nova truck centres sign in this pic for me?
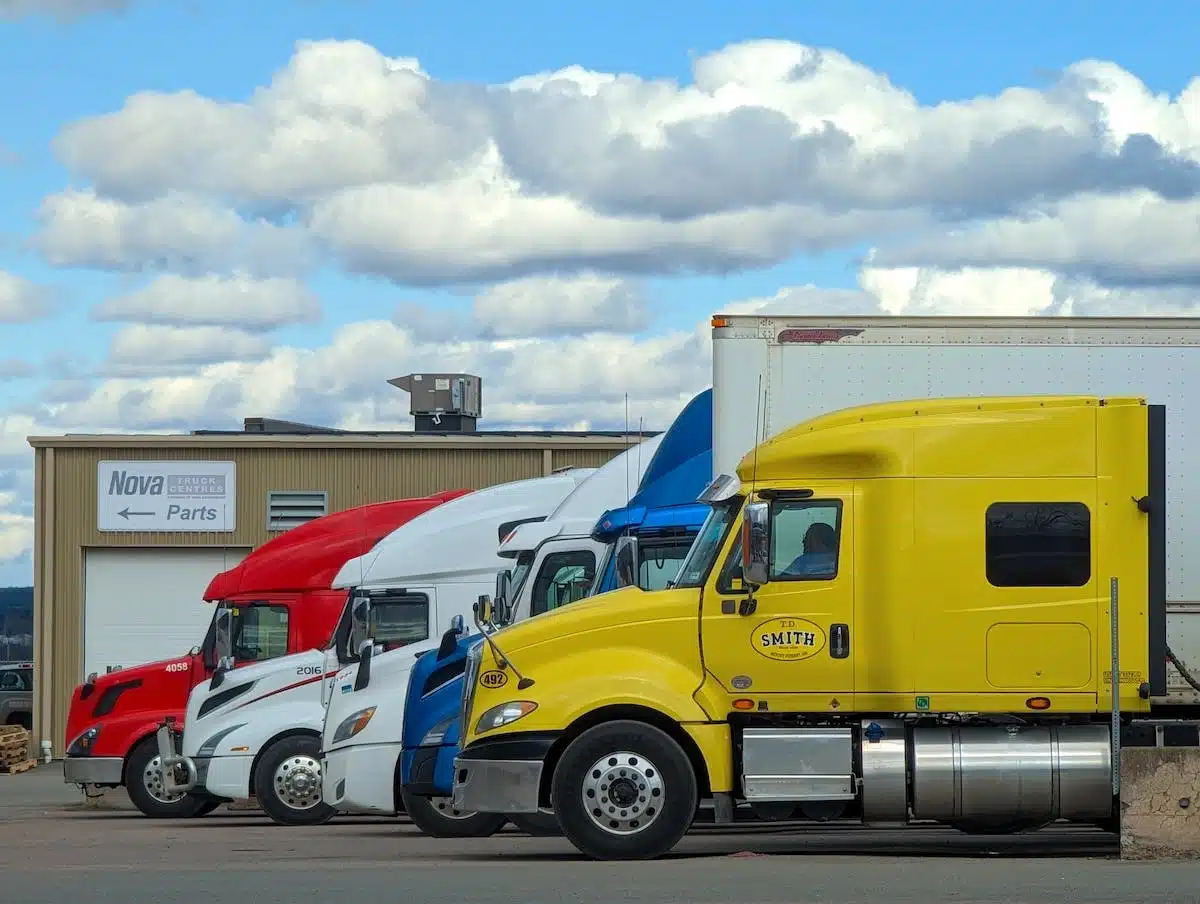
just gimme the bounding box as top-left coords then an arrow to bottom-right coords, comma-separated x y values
97,461 -> 237,532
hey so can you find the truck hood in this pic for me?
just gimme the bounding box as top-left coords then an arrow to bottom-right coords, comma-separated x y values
89,656 -> 181,687
492,586 -> 696,655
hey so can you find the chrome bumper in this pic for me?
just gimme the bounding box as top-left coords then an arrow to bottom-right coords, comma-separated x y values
155,722 -> 198,794
63,756 -> 124,785
451,756 -> 543,814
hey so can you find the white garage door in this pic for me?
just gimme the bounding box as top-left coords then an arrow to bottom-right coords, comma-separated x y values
83,548 -> 250,679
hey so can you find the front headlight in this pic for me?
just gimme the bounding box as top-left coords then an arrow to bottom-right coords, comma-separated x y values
332,706 -> 377,744
420,714 -> 456,746
474,701 -> 537,734
67,726 -> 100,756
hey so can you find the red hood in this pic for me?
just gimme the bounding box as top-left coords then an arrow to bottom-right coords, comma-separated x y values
81,655 -> 188,689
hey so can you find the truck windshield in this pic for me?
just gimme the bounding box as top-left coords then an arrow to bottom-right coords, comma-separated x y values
637,537 -> 695,590
671,499 -> 740,589
204,601 -> 290,663
508,551 -> 535,602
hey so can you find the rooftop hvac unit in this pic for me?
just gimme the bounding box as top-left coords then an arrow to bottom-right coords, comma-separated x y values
389,373 -> 482,433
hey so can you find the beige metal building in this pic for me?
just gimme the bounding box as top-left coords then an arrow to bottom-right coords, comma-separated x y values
26,372 -> 654,757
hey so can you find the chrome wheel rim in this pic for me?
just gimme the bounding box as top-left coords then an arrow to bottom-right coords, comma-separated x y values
273,754 -> 323,810
144,753 -> 185,804
430,795 -> 478,820
581,750 -> 664,835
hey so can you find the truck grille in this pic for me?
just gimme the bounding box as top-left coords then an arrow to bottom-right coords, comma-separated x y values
461,644 -> 482,732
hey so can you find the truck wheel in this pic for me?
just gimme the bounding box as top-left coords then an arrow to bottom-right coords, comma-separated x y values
400,788 -> 507,838
253,735 -> 337,826
507,811 -> 562,836
551,720 -> 697,860
125,736 -> 215,819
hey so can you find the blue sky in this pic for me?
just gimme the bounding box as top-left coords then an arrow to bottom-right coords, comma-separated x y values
2,0 -> 1197,388
1,0 -> 1199,584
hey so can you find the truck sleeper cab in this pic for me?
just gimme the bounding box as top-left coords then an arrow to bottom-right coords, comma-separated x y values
452,395 -> 1173,860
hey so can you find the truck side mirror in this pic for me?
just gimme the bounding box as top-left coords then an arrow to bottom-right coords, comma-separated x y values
474,594 -> 496,630
742,501 -> 771,587
349,595 -> 372,656
614,535 -> 639,589
354,639 -> 374,691
210,607 -> 235,689
495,569 -> 511,608
438,614 -> 466,659
213,607 -> 234,666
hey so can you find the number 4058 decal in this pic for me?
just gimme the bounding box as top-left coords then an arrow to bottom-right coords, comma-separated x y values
164,661 -> 189,673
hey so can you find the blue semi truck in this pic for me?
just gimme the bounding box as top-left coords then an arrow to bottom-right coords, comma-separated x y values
397,389 -> 713,837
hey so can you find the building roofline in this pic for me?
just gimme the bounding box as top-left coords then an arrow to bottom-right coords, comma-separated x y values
27,430 -> 661,450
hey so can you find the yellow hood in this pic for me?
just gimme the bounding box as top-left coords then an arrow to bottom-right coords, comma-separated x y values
495,585 -> 697,654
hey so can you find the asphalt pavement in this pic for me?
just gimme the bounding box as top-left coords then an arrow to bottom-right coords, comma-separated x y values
3,762 -> 1200,903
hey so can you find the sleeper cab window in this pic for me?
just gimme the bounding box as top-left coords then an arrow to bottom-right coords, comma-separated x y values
985,502 -> 1091,588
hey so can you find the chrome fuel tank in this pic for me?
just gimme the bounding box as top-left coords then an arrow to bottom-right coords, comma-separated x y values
909,723 -> 1113,826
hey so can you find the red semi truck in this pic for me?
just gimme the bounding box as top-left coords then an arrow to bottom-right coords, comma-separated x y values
62,490 -> 468,817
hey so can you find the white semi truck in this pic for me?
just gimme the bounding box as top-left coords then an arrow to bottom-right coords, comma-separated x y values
319,435 -> 663,831
156,469 -> 597,825
708,314 -> 1200,706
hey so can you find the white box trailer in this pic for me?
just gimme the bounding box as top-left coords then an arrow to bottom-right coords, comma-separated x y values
711,314 -> 1200,705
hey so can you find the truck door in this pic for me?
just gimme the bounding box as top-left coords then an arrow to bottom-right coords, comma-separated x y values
701,488 -> 855,701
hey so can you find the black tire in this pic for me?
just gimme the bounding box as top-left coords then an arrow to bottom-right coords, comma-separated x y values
507,811 -> 563,836
400,788 -> 507,838
253,734 -> 337,826
124,736 -> 215,819
550,719 -> 697,860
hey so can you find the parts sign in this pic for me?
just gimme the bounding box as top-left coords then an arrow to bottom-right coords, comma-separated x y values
97,460 -> 237,532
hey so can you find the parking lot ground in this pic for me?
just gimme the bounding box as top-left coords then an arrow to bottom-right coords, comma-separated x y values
4,763 -> 1200,903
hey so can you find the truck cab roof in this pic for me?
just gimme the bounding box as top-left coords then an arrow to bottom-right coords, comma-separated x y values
334,471 -> 597,590
203,491 -> 468,599
593,388 -> 713,543
497,434 -> 664,558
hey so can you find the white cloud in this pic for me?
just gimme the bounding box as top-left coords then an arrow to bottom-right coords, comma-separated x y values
869,191 -> 1200,289
0,271 -> 56,322
92,273 -> 322,331
472,274 -> 649,338
9,37 -> 1200,581
102,324 -> 272,377
40,39 -> 1200,284
32,189 -> 312,276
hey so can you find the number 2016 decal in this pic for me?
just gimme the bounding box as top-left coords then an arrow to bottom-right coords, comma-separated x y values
479,670 -> 508,689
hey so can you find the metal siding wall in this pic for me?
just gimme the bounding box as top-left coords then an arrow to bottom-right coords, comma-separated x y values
41,441 -> 627,754
550,448 -> 635,470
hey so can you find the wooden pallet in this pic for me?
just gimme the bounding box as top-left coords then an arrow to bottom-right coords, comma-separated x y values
0,726 -> 31,768
0,758 -> 36,774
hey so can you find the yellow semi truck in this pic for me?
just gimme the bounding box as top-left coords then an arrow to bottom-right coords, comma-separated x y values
451,394 -> 1185,860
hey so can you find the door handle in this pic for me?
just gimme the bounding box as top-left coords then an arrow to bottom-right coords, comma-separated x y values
830,623 -> 849,659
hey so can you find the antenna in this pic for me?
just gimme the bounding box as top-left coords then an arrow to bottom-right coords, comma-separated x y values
634,415 -> 644,505
740,374 -> 766,617
750,373 -> 764,496
624,393 -> 631,505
